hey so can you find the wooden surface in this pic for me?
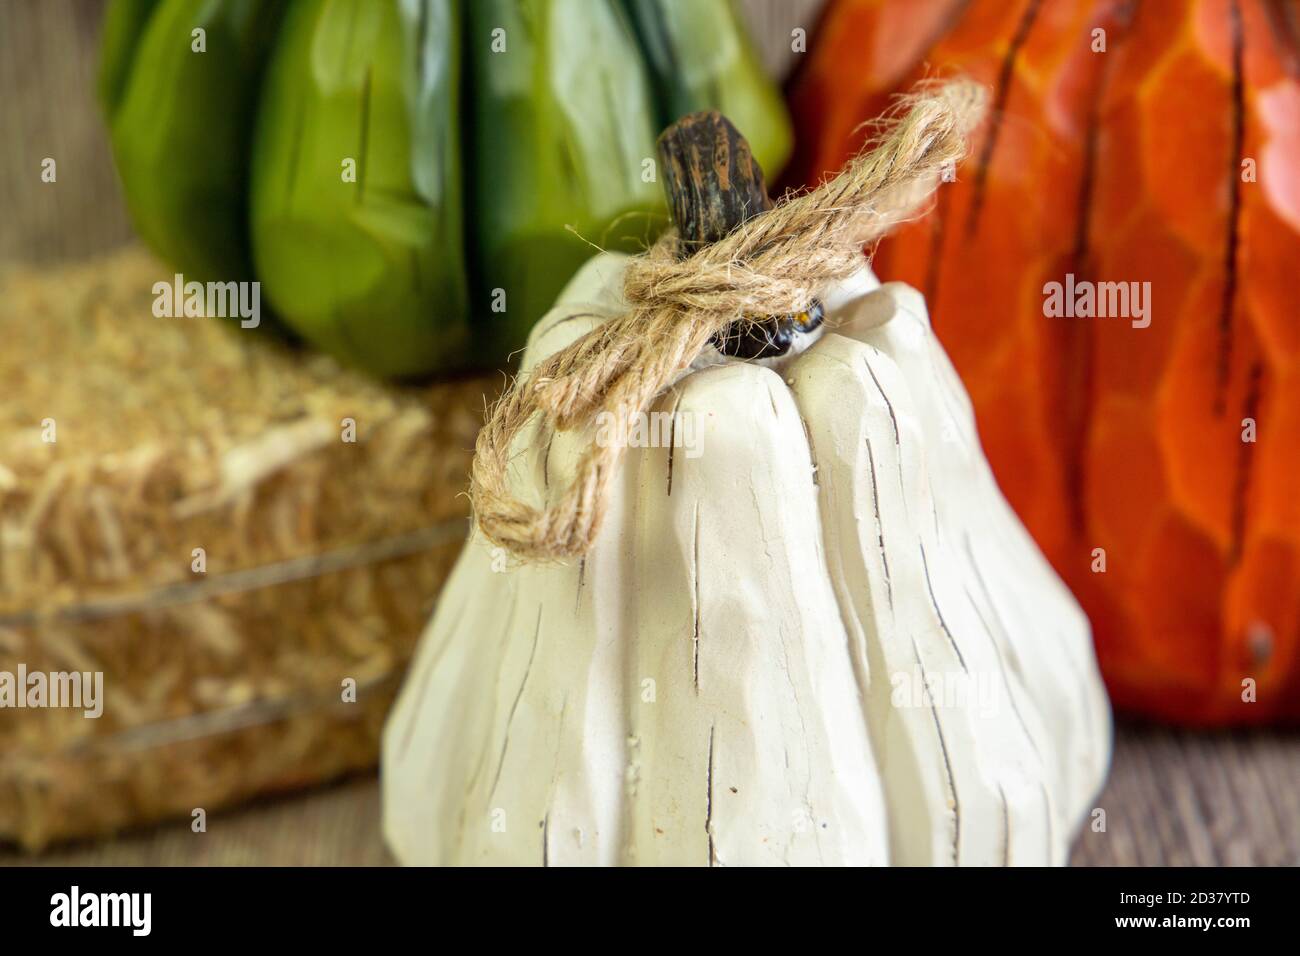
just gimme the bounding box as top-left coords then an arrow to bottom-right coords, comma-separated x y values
4,723 -> 1296,866
1071,724 -> 1299,866
0,0 -> 136,264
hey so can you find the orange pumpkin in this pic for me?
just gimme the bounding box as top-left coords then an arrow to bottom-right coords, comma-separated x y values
787,0 -> 1300,724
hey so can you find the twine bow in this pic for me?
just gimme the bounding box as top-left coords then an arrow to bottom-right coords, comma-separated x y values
471,79 -> 988,561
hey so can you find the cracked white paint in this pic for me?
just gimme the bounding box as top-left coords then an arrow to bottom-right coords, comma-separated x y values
383,253 -> 1111,866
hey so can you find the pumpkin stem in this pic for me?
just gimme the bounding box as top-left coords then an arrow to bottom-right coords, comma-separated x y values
657,112 -> 815,359
657,111 -> 774,253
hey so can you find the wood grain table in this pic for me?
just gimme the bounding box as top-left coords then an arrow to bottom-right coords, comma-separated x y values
4,723 -> 1296,867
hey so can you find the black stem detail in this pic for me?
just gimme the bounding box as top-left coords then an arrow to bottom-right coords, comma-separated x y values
1216,0 -> 1246,417
1059,0 -> 1138,536
965,0 -> 1043,237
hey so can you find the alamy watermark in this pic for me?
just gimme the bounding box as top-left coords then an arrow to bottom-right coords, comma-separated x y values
0,665 -> 103,718
890,668 -> 1002,719
153,273 -> 260,328
594,410 -> 702,459
50,886 -> 150,936
1043,273 -> 1151,328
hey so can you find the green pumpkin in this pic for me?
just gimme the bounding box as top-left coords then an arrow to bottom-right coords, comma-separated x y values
100,0 -> 791,378
467,0 -> 663,352
101,0 -> 285,284
622,0 -> 792,174
249,0 -> 468,379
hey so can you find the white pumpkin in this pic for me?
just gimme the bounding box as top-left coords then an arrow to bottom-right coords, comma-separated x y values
382,251 -> 1111,866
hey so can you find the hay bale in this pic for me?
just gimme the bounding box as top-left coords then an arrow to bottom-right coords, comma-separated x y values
0,246 -> 489,850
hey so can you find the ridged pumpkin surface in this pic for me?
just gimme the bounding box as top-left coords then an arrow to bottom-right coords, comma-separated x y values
787,0 -> 1300,724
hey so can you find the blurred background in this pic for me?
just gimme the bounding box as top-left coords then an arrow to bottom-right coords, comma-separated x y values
1,0 -> 1297,865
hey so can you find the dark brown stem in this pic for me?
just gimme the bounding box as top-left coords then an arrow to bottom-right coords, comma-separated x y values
655,111 -> 820,359
657,111 -> 773,254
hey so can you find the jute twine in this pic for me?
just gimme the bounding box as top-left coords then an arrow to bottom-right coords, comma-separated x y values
472,79 -> 988,561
